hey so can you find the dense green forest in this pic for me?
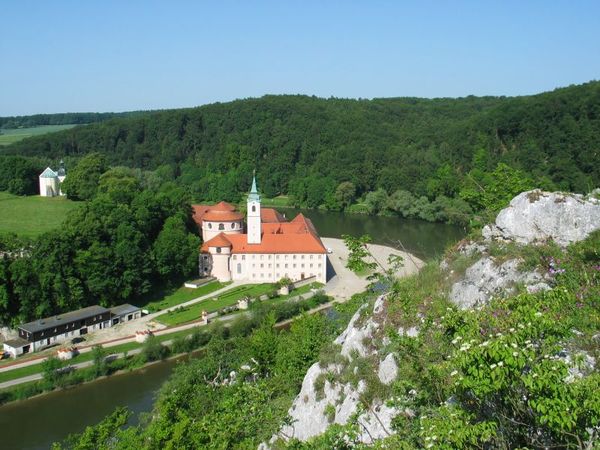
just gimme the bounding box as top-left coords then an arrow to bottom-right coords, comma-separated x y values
0,154 -> 200,325
0,111 -> 149,129
2,81 -> 599,224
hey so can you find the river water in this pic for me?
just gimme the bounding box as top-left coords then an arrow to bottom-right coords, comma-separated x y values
0,211 -> 465,449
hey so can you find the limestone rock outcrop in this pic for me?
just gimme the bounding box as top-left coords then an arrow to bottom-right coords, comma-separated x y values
449,257 -> 550,309
483,190 -> 600,246
266,296 -> 402,446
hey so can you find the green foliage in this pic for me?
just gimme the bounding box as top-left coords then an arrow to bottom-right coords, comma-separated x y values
91,345 -> 108,378
343,234 -> 376,274
61,153 -> 107,201
140,335 -> 170,363
0,156 -> 41,195
52,406 -> 131,450
460,162 -> 535,213
5,83 -> 599,222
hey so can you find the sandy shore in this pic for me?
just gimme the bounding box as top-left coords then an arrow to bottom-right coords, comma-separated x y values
321,237 -> 424,300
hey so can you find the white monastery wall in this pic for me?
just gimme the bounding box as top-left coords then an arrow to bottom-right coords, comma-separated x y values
202,220 -> 243,241
230,253 -> 326,284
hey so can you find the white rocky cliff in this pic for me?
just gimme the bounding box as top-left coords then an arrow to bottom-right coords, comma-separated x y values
483,190 -> 600,246
450,189 -> 600,309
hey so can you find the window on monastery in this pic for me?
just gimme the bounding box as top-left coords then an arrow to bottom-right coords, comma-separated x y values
285,263 -> 288,268
276,255 -> 280,260
301,255 -> 305,259
276,264 -> 280,268
219,223 -> 224,230
268,264 -> 271,268
253,274 -> 256,278
216,247 -> 222,254
260,273 -> 264,277
208,223 -> 212,229
293,255 -> 296,259
301,264 -> 304,268
310,264 -> 313,268
252,263 -> 255,268
237,263 -> 241,274
268,255 -> 271,259
260,264 -> 264,268
260,255 -> 264,260
285,255 -> 288,259
276,273 -> 280,278
232,255 -> 237,260
310,255 -> 313,259
231,223 -> 235,229
318,263 -> 322,268
203,256 -> 208,261
242,255 -> 245,260
293,264 -> 296,268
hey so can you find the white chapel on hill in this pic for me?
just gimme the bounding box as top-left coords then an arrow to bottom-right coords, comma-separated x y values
39,160 -> 66,197
192,176 -> 328,284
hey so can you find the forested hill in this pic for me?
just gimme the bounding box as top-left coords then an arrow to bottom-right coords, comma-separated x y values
2,81 -> 599,211
0,111 -> 150,129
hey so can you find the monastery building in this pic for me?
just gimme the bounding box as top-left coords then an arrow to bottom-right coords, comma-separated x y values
193,177 -> 328,284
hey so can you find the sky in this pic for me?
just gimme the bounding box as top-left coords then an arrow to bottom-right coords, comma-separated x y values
1,0 -> 599,116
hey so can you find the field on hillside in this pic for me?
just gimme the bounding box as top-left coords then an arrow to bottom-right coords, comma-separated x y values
0,192 -> 81,237
0,124 -> 77,146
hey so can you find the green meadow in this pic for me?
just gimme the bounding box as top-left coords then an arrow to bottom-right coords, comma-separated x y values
0,124 -> 77,146
0,192 -> 81,237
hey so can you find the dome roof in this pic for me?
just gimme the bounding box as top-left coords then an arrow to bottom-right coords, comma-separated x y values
211,201 -> 237,212
203,210 -> 244,222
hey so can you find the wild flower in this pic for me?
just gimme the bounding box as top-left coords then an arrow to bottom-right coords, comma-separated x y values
450,370 -> 458,376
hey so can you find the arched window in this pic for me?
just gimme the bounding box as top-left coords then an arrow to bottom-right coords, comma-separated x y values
231,223 -> 235,229
208,223 -> 212,229
252,205 -> 256,212
219,223 -> 224,230
216,247 -> 222,254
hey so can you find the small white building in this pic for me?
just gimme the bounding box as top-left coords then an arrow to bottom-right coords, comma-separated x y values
39,160 -> 66,197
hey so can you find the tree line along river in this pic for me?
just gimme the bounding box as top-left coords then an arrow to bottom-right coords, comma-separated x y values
0,210 -> 465,450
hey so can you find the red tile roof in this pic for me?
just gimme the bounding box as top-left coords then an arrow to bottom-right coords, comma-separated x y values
261,208 -> 286,223
192,203 -> 243,223
201,214 -> 326,254
201,233 -> 233,251
203,210 -> 244,222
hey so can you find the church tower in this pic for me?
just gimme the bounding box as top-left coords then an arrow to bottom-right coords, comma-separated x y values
247,173 -> 261,244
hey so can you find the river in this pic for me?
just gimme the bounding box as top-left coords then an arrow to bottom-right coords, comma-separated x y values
0,211 -> 465,449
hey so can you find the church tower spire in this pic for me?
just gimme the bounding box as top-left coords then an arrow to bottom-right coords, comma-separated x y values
247,171 -> 261,244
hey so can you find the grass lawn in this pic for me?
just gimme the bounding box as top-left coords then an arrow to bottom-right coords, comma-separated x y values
260,195 -> 292,208
0,125 -> 77,146
138,281 -> 231,312
0,192 -> 81,237
155,283 -> 275,326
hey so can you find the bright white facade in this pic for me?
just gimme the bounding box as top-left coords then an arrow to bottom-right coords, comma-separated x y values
39,160 -> 66,197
